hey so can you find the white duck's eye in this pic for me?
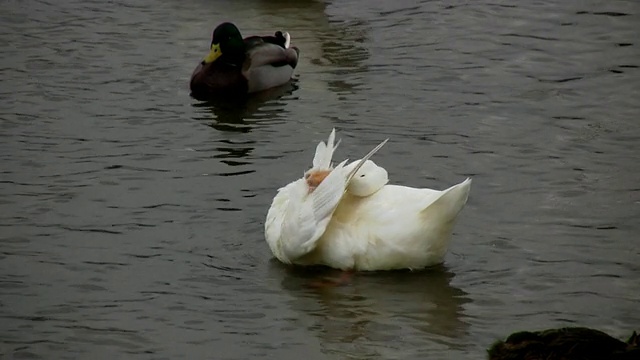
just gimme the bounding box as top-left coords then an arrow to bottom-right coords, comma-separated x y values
360,174 -> 365,177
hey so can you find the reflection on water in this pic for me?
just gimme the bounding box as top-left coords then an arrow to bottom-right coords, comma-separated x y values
270,262 -> 471,358
191,81 -> 299,132
309,19 -> 370,96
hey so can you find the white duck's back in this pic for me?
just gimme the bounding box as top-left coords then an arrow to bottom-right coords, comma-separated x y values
298,179 -> 471,270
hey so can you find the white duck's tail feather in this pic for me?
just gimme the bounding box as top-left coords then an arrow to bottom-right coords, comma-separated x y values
421,178 -> 471,222
312,128 -> 340,170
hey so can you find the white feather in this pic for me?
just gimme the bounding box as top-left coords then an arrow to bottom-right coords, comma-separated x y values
311,128 -> 339,170
283,32 -> 291,49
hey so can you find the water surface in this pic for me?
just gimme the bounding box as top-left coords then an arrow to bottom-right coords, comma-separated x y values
1,0 -> 639,359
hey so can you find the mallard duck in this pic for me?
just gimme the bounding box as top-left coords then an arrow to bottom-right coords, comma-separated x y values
264,129 -> 471,271
488,327 -> 640,360
190,22 -> 299,101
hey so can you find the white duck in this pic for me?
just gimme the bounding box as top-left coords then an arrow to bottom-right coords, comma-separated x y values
265,129 -> 471,271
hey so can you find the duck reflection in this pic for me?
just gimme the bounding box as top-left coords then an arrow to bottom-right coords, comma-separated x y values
191,81 -> 298,133
269,262 -> 471,356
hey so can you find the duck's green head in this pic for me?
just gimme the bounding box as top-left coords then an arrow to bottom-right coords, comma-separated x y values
203,22 -> 244,64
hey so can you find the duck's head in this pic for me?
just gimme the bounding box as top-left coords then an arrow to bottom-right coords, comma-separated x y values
347,160 -> 388,197
202,22 -> 244,65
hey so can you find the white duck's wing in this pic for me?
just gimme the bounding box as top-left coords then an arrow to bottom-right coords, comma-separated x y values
277,160 -> 349,260
267,139 -> 389,263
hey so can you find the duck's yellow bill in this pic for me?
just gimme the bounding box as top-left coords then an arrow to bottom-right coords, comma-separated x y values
203,43 -> 221,64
